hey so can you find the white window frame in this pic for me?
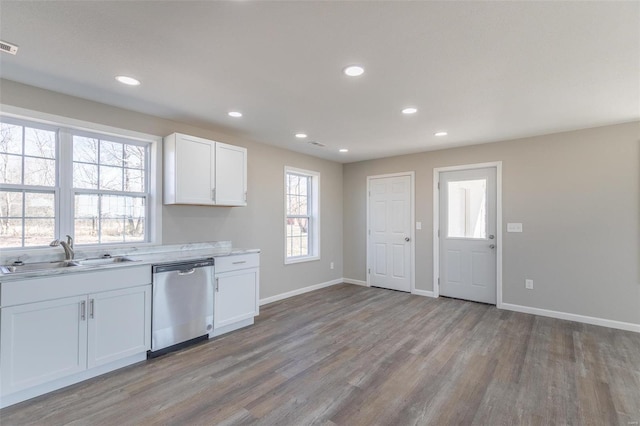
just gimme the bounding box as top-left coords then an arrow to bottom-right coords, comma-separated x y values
0,105 -> 162,255
284,166 -> 320,264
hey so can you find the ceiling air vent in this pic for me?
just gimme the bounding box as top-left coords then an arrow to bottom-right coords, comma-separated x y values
307,141 -> 326,148
0,41 -> 18,55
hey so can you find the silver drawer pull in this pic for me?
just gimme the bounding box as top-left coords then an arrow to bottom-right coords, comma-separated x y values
232,261 -> 247,265
177,268 -> 196,275
80,300 -> 86,321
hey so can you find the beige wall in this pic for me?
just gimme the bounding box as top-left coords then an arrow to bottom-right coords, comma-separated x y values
0,79 -> 344,299
344,122 -> 640,324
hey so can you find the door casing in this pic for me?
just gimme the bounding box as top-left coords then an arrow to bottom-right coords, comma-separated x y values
366,172 -> 415,293
433,162 -> 503,307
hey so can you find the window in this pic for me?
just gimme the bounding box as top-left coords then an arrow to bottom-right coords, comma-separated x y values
0,115 -> 156,249
447,179 -> 487,239
72,134 -> 148,244
285,166 -> 320,263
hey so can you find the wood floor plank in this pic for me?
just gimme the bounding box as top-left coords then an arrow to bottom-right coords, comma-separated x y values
1,284 -> 638,426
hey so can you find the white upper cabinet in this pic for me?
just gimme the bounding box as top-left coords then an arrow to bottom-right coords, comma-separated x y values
215,142 -> 247,206
164,133 -> 247,206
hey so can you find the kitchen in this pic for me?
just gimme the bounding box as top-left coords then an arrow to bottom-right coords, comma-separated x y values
0,1 -> 639,424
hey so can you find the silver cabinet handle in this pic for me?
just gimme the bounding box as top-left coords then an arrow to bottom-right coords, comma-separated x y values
80,300 -> 86,321
89,299 -> 95,319
232,260 -> 247,265
177,268 -> 196,276
216,277 -> 219,292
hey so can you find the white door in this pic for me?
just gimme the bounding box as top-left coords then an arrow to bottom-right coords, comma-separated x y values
368,174 -> 412,292
214,268 -> 259,329
0,296 -> 88,395
439,167 -> 497,304
87,285 -> 151,369
176,134 -> 215,204
215,142 -> 247,206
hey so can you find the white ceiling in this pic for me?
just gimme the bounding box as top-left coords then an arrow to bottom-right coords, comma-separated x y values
0,1 -> 638,163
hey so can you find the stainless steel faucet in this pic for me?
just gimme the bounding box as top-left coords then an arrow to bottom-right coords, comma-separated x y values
50,235 -> 75,261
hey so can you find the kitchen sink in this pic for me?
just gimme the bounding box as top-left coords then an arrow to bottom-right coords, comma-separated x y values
0,260 -> 80,274
75,256 -> 136,266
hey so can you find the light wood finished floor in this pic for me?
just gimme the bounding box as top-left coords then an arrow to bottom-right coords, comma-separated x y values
2,284 -> 639,425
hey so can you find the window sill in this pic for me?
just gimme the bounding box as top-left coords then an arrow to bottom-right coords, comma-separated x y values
285,255 -> 320,265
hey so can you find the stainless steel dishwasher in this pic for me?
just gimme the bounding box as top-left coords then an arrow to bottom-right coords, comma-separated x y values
150,258 -> 214,356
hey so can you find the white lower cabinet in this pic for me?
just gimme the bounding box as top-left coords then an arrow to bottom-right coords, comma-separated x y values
0,268 -> 152,408
1,295 -> 88,395
214,268 -> 259,328
212,253 -> 260,336
87,286 -> 151,368
1,286 -> 151,396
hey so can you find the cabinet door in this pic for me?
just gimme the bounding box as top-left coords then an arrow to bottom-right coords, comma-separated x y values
176,134 -> 216,205
0,296 -> 88,395
214,268 -> 258,329
215,142 -> 247,206
87,285 -> 151,369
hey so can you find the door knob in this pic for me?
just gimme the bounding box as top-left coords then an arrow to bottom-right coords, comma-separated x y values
405,237 -> 410,242
489,244 -> 495,249
489,235 -> 495,239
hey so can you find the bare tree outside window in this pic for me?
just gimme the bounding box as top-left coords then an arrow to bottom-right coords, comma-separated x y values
72,136 -> 147,244
0,117 -> 150,248
285,171 -> 311,258
0,122 -> 56,248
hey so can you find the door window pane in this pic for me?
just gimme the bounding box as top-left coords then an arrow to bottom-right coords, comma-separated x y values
447,179 -> 487,239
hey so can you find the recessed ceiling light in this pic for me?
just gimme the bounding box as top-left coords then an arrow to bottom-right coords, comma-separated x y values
115,75 -> 140,86
402,107 -> 418,115
339,148 -> 349,153
228,111 -> 243,118
295,133 -> 308,139
434,131 -> 448,136
343,65 -> 365,77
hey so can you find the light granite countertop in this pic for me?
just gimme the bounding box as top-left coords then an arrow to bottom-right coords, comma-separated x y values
0,242 -> 260,282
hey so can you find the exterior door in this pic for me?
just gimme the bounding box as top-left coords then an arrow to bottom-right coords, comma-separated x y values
368,174 -> 412,292
439,167 -> 497,304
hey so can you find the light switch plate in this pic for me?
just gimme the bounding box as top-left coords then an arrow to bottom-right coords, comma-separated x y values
507,223 -> 523,232
416,222 -> 422,230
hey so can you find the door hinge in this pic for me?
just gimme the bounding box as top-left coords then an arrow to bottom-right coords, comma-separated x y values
437,182 -> 440,190
368,190 -> 371,197
368,268 -> 371,274
438,229 -> 440,238
438,277 -> 440,285
368,229 -> 371,236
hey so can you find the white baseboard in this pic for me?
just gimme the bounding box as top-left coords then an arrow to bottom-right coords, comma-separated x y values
412,289 -> 436,298
343,278 -> 367,286
501,303 -> 640,333
259,278 -> 343,306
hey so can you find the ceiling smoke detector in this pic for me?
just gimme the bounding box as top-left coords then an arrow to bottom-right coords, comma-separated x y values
0,41 -> 18,55
307,141 -> 326,148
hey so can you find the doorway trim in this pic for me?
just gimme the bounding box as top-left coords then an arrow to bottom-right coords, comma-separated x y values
433,162 -> 503,307
366,171 -> 416,293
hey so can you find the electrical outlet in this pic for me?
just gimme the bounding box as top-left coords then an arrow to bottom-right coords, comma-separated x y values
525,279 -> 533,290
330,262 -> 334,270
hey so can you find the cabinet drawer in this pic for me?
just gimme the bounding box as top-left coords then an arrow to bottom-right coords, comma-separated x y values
215,254 -> 259,273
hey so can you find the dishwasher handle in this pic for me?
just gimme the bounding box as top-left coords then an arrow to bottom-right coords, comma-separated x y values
153,259 -> 214,273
